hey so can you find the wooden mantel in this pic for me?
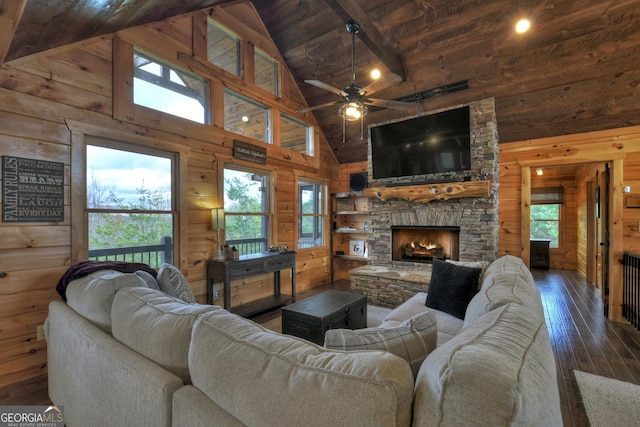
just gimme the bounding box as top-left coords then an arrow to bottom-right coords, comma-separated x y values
365,180 -> 491,203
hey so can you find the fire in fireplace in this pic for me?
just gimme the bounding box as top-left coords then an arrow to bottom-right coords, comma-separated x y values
392,226 -> 460,263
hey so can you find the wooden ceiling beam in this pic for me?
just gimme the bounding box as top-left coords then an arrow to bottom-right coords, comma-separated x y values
0,0 -> 27,65
323,0 -> 406,80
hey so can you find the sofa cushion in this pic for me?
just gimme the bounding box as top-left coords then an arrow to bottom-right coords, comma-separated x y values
464,272 -> 544,327
189,309 -> 414,427
383,292 -> 463,346
425,258 -> 481,320
324,310 -> 437,378
157,263 -> 196,303
483,254 -> 536,290
413,303 -> 562,426
111,287 -> 219,384
66,270 -> 148,332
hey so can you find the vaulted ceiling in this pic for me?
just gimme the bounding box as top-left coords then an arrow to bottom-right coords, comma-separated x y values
2,0 -> 639,164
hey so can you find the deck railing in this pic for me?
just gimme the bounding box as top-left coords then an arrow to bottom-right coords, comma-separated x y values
622,251 -> 640,330
88,237 -> 173,268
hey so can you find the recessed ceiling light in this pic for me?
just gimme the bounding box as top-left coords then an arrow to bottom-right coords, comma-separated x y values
515,18 -> 531,34
370,69 -> 381,80
241,116 -> 249,122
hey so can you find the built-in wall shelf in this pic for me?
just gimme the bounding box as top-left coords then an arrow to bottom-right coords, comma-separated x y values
365,180 -> 491,203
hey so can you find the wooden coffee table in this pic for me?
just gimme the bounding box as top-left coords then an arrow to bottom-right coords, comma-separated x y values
281,290 -> 367,345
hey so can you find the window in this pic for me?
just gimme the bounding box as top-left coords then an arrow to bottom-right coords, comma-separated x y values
86,140 -> 176,267
530,187 -> 563,248
224,167 -> 271,255
281,114 -> 314,155
254,48 -> 279,95
298,179 -> 325,249
207,19 -> 240,76
224,89 -> 270,143
133,50 -> 208,124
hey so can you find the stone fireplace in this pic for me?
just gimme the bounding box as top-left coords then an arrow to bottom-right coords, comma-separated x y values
350,97 -> 499,307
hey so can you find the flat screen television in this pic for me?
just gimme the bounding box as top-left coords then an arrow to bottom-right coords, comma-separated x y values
370,106 -> 471,180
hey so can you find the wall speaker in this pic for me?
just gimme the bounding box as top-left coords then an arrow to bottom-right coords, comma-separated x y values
349,172 -> 368,192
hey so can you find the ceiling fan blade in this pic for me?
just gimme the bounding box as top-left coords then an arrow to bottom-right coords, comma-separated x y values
304,80 -> 347,97
359,73 -> 403,96
297,100 -> 342,113
365,97 -> 413,111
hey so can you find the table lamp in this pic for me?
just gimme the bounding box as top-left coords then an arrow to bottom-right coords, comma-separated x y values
211,208 -> 225,261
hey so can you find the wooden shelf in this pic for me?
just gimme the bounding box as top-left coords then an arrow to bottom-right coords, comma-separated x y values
365,180 -> 491,203
231,294 -> 293,318
335,210 -> 367,215
334,254 -> 369,261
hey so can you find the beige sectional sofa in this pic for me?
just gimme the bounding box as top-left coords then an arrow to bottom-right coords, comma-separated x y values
46,255 -> 562,426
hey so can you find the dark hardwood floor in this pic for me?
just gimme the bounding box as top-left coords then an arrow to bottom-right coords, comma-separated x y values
534,268 -> 640,426
2,269 -> 639,426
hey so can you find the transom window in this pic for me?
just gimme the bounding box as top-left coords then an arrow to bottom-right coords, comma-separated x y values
86,139 -> 177,267
298,179 -> 326,249
207,19 -> 240,76
281,113 -> 313,155
224,167 -> 271,255
133,50 -> 208,124
224,89 -> 270,143
254,47 -> 279,95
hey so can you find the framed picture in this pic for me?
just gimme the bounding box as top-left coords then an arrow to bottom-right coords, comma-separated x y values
350,240 -> 365,256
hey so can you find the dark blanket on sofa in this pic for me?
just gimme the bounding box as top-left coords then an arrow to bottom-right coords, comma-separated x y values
56,260 -> 157,301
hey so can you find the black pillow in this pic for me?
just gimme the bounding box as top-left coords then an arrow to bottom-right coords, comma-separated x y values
425,258 -> 482,320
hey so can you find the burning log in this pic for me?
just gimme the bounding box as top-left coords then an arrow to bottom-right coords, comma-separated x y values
403,241 -> 444,259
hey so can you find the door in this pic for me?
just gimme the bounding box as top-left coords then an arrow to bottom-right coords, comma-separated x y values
600,164 -> 610,316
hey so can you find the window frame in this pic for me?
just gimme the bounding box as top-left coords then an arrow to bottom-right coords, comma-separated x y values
223,165 -> 273,255
206,18 -> 241,77
280,113 -> 314,156
133,48 -> 210,125
224,88 -> 272,143
68,120 -> 187,266
297,177 -> 327,250
254,47 -> 279,96
530,187 -> 564,249
85,138 -> 179,266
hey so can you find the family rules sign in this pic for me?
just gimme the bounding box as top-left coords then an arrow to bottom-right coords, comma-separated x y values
2,156 -> 64,222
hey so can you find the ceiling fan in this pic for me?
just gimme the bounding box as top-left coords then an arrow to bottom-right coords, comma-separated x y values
298,21 -> 412,123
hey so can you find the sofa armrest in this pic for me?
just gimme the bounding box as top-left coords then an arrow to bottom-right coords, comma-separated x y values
47,301 -> 184,427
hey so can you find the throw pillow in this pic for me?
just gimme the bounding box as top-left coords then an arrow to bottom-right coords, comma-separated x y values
324,310 -> 437,378
157,263 -> 196,303
134,270 -> 161,290
445,259 -> 490,289
425,258 -> 481,320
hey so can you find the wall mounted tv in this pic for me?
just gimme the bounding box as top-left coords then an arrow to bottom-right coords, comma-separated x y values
370,106 -> 471,180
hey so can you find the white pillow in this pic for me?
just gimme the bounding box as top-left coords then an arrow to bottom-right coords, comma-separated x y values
134,270 -> 160,290
324,310 -> 437,378
157,263 -> 196,303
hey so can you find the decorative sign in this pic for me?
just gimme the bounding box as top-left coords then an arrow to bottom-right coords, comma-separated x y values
350,240 -> 365,256
233,139 -> 267,165
2,156 -> 64,222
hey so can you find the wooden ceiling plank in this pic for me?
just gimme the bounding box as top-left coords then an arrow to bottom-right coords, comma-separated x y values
323,0 -> 406,80
0,0 -> 27,64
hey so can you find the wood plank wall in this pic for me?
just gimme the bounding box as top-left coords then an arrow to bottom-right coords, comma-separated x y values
498,127 -> 640,321
0,3 -> 339,388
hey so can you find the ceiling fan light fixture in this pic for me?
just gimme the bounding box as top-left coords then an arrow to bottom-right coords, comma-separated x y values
339,101 -> 367,121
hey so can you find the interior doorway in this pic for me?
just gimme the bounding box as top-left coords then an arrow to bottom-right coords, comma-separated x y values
589,166 -> 610,315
